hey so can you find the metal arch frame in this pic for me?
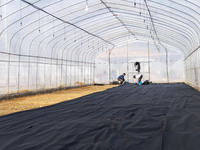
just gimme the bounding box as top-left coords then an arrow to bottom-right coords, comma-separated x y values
112,9 -> 197,45
2,1 -> 112,57
121,0 -> 200,36
21,0 -> 115,46
47,32 -> 107,86
65,14 -> 189,52
63,35 -> 108,62
49,27 -> 105,59
84,0 -> 199,42
11,1 -> 114,71
102,31 -> 187,54
53,42 -> 98,86
59,41 -> 104,86
148,0 -> 200,27
14,18 -> 66,90
28,23 -> 69,89
106,3 -> 198,44
184,45 -> 200,60
86,24 -> 188,52
3,0 -> 80,74
56,35 -> 91,86
87,18 -> 191,50
128,24 -> 190,50
69,43 -> 108,85
120,15 -> 195,46
70,4 -> 197,50
73,21 -> 188,54
112,36 -> 186,56
0,0 -> 15,8
0,0 -> 63,37
74,13 -> 193,51
14,6 -> 194,59
147,0 -> 200,41
27,16 -> 114,56
100,0 -> 137,40
4,0 -> 197,57
49,34 -> 96,87
23,20 -> 104,62
30,1 -> 197,43
38,24 -> 111,62
168,0 -> 200,17
105,2 -> 199,46
104,31 -> 186,56
76,13 -> 196,54
14,9 -> 111,86
1,0 -> 198,52
143,0 -> 161,48
0,0 -> 41,22
14,17 -> 188,66
1,0 -> 199,92
111,36 -> 182,54
70,37 -> 110,62
38,31 -> 97,86
18,20 -> 184,69
8,5 -> 111,89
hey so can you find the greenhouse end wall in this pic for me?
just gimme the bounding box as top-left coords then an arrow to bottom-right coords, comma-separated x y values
185,47 -> 200,91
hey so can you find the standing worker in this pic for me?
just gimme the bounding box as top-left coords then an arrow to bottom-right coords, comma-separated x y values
134,62 -> 141,73
117,73 -> 126,84
133,74 -> 143,85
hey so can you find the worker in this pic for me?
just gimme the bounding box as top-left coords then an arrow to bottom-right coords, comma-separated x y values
134,62 -> 141,73
117,73 -> 126,84
133,74 -> 143,85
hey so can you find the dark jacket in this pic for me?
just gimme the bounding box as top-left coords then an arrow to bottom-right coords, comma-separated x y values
118,75 -> 125,81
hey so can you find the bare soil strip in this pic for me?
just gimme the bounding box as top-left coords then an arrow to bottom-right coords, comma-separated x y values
0,85 -> 117,116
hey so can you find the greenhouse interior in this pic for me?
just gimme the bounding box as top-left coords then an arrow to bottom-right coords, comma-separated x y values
0,0 -> 200,150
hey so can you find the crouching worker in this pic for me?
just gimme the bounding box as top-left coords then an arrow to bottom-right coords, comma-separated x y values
117,73 -> 126,84
133,74 -> 143,85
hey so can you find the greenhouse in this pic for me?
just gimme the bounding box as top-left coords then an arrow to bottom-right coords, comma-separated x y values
0,0 -> 200,150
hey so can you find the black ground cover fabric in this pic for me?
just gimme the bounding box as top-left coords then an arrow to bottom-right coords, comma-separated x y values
0,83 -> 200,150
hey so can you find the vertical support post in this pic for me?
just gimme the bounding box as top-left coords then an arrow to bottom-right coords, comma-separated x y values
18,55 -> 21,93
74,60 -> 76,86
70,60 -> 72,86
27,50 -> 32,91
93,62 -> 95,84
35,56 -> 38,90
55,55 -> 58,87
50,57 -> 52,87
84,62 -> 86,84
77,59 -> 80,86
108,50 -> 111,83
61,57 -> 64,87
44,57 -> 46,89
7,53 -> 10,94
2,1 -> 10,93
81,61 -> 83,85
148,41 -> 150,81
90,62 -> 92,84
165,47 -> 169,82
127,43 -> 129,81
65,60 -> 68,87
17,1 -> 23,93
88,62 -> 90,84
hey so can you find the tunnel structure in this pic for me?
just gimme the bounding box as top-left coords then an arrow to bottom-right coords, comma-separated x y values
0,0 -> 199,95
1,1 -> 200,150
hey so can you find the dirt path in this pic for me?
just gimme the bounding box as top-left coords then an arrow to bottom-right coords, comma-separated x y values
0,85 -> 117,116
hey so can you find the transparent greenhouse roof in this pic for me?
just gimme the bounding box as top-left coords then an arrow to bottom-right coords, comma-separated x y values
0,0 -> 199,60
